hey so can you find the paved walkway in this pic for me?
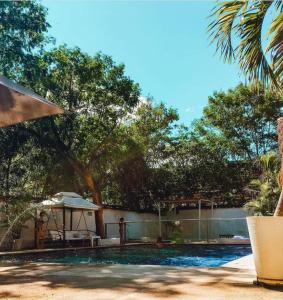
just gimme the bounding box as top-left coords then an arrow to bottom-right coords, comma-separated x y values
0,256 -> 282,300
223,254 -> 255,270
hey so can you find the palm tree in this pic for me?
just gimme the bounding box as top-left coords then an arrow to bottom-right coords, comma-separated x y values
209,1 -> 283,216
208,0 -> 283,89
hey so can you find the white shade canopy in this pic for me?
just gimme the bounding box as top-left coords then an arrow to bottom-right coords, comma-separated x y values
0,75 -> 64,127
42,192 -> 100,210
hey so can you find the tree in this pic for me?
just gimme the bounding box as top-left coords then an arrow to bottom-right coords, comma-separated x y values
209,1 -> 283,216
180,84 -> 283,207
23,46 -> 140,236
195,84 -> 282,161
208,0 -> 283,88
186,135 -> 252,207
116,101 -> 179,210
0,0 -> 50,78
0,0 -> 52,199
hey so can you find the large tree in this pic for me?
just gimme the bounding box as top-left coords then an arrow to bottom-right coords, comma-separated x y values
195,84 -> 282,160
0,0 -> 51,199
109,101 -> 179,210
0,0 -> 50,78
209,1 -> 283,216
23,46 -> 140,236
180,84 -> 283,206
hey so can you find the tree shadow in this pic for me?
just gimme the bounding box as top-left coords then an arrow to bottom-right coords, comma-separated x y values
0,263 -> 278,298
0,291 -> 19,298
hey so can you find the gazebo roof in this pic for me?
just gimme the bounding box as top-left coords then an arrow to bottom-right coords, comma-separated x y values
42,192 -> 100,210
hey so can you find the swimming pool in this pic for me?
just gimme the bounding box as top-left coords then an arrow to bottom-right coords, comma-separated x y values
0,245 -> 252,267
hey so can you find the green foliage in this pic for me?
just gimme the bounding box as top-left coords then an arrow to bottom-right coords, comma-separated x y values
171,221 -> 185,244
101,101 -> 179,210
0,0 -> 52,197
178,84 -> 282,206
196,84 -> 282,160
0,0 -> 50,78
1,1 -> 283,216
245,152 -> 280,215
20,46 -> 141,200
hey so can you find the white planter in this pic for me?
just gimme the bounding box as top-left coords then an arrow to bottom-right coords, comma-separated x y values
247,216 -> 283,285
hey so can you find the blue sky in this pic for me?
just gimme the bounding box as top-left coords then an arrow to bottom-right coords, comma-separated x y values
42,0 -> 243,126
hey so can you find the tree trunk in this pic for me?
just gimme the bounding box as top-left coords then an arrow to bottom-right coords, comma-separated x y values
84,170 -> 105,237
274,117 -> 283,216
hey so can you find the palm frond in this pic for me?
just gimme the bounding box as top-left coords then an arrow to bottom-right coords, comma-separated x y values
266,12 -> 283,85
249,179 -> 262,191
274,0 -> 283,11
208,0 -> 282,89
208,1 -> 246,63
236,1 -> 277,87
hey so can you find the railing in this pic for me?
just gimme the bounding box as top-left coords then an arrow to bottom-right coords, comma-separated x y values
104,218 -> 249,242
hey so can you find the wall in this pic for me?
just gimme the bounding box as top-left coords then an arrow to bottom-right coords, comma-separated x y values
103,207 -> 249,241
19,208 -> 158,248
103,208 -> 158,240
10,207 -> 249,249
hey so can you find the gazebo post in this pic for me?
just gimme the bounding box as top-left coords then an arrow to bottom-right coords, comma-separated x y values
70,208 -> 73,231
63,207 -> 66,246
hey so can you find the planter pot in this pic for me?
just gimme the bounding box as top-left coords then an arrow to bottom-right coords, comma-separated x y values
247,216 -> 283,285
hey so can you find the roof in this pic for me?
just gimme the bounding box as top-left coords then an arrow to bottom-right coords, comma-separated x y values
42,192 -> 100,210
0,75 -> 64,127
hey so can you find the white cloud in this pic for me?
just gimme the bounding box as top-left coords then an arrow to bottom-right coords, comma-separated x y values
185,106 -> 192,112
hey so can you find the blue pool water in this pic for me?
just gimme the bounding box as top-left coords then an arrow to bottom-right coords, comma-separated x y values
0,245 -> 252,267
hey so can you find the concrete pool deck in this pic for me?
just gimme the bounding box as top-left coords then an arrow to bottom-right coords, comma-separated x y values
0,255 -> 282,300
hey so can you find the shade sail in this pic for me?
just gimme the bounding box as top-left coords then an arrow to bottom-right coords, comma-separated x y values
42,192 -> 100,210
0,75 -> 64,127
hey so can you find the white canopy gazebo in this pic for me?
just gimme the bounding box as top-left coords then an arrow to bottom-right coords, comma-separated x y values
40,192 -> 100,247
42,192 -> 100,210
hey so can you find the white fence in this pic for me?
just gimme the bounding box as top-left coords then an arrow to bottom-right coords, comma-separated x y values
105,217 -> 249,242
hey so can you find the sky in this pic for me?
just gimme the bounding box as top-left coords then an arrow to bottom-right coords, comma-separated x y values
42,0 -> 243,126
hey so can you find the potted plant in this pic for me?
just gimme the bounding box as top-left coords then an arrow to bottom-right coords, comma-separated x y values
247,118 -> 283,286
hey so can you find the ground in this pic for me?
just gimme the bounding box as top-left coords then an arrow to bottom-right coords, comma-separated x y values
0,255 -> 282,300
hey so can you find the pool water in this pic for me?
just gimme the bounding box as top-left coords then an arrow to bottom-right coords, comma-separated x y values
1,245 -> 252,267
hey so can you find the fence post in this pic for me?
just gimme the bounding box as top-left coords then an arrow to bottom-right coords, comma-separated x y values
206,219 -> 209,243
158,203 -> 162,238
124,222 -> 127,242
104,223 -> 107,238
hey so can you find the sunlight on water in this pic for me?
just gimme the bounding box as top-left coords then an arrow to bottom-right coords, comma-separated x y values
0,245 -> 252,267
